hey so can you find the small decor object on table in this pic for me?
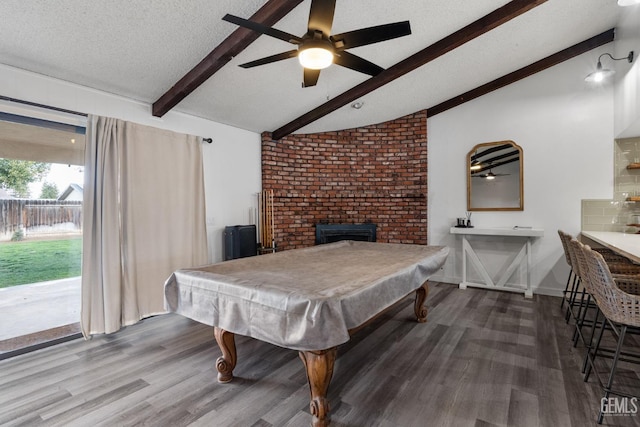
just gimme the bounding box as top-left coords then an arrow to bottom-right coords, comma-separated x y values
454,212 -> 473,228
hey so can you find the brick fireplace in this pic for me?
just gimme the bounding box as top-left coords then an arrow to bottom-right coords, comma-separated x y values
315,223 -> 377,245
261,110 -> 427,251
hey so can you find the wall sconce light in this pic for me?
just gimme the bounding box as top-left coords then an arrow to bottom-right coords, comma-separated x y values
618,0 -> 640,6
585,51 -> 634,82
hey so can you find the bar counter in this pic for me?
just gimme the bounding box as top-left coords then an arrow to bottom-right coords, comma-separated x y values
580,230 -> 640,264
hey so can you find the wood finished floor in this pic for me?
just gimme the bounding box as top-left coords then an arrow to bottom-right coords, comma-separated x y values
1,282 -> 639,427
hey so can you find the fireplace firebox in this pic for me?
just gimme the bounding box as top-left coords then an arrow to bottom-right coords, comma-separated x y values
315,223 -> 377,245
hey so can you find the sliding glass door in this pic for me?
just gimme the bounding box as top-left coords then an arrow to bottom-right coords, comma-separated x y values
0,109 -> 86,357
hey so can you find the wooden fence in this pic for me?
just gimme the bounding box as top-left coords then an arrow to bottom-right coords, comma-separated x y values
0,199 -> 82,240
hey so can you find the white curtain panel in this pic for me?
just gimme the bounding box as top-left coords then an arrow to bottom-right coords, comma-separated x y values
81,115 -> 208,336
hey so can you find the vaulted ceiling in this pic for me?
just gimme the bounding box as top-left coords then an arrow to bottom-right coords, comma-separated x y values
0,1 -> 624,136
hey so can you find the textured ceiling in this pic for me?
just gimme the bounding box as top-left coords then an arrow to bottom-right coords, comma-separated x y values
0,1 -> 626,135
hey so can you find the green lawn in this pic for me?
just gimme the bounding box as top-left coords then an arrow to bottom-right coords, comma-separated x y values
0,237 -> 82,288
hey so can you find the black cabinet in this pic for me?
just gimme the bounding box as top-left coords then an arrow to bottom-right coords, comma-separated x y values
224,225 -> 257,260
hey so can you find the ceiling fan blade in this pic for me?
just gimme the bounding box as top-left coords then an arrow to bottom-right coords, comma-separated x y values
303,68 -> 321,87
308,0 -> 336,38
332,21 -> 412,50
223,14 -> 302,44
239,50 -> 299,68
333,51 -> 383,76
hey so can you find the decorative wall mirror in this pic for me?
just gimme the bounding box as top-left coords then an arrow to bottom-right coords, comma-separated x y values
467,140 -> 523,211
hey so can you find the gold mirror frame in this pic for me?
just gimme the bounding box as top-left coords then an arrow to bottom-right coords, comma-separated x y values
467,140 -> 523,211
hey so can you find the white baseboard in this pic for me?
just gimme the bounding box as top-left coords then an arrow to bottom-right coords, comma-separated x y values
531,286 -> 563,297
429,274 -> 563,298
430,274 -> 458,284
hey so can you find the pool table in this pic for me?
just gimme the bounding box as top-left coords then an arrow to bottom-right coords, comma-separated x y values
165,240 -> 449,426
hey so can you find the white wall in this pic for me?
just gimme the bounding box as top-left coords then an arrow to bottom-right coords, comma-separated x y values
202,131 -> 261,262
427,50 -> 615,296
0,64 -> 262,263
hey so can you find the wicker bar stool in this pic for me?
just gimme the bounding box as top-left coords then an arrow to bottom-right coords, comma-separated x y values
581,245 -> 640,424
558,230 -> 640,325
569,239 -> 640,350
564,236 -> 608,334
558,230 -> 577,311
558,230 -> 579,318
568,239 -> 599,348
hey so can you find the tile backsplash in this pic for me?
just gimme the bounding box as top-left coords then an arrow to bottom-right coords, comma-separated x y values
582,137 -> 640,232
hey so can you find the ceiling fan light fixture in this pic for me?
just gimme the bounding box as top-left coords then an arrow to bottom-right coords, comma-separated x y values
298,43 -> 334,70
485,171 -> 496,180
222,7 -> 411,89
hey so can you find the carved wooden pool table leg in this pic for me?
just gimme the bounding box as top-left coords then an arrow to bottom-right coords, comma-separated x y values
414,281 -> 429,323
299,347 -> 337,427
214,327 -> 236,383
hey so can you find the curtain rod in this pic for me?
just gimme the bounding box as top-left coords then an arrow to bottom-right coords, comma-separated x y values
0,95 -> 88,117
1,95 -> 216,143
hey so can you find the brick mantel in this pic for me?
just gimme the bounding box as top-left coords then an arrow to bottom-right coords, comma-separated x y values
262,110 -> 427,251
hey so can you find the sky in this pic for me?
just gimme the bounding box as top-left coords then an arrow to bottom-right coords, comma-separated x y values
29,162 -> 84,198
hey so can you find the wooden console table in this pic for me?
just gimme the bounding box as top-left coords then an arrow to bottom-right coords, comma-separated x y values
450,227 -> 544,298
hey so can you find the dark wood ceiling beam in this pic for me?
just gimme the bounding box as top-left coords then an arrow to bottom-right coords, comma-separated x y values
427,28 -> 615,117
473,157 -> 519,174
477,151 -> 519,165
152,0 -> 304,117
471,143 -> 515,161
271,0 -> 547,140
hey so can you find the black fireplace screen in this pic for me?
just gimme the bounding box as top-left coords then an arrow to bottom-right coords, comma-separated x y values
315,223 -> 377,245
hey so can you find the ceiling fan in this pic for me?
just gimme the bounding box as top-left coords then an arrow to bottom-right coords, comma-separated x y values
222,0 -> 411,87
472,169 -> 510,180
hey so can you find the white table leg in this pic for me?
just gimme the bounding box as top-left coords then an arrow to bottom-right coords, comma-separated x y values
460,236 -> 468,289
525,238 -> 533,298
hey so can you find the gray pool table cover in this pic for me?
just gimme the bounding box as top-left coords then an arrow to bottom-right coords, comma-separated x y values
165,241 -> 449,351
